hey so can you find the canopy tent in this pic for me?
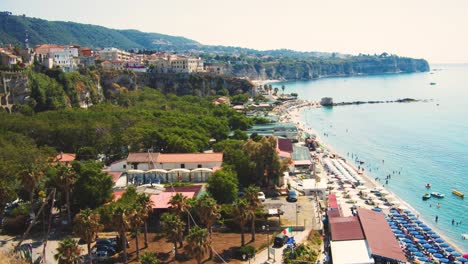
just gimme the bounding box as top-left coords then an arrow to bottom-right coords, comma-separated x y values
146,169 -> 169,174
190,168 -> 213,173
330,240 -> 374,264
127,169 -> 145,174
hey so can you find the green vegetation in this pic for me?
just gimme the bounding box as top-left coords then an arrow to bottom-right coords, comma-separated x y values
206,169 -> 239,204
283,230 -> 322,264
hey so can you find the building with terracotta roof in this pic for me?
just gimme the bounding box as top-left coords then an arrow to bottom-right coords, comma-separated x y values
55,153 -> 76,165
110,152 -> 223,172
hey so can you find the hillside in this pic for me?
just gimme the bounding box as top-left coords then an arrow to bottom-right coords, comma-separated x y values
0,12 -> 200,50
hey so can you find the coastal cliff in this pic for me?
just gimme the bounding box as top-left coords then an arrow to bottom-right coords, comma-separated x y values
224,55 -> 430,80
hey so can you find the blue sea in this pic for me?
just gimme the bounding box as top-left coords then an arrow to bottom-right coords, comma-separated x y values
277,64 -> 468,252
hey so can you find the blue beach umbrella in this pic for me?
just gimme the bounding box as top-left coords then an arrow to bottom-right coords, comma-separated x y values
418,257 -> 429,261
372,207 -> 382,212
435,238 -> 444,243
445,247 -> 454,252
439,243 -> 449,248
415,235 -> 425,239
451,252 -> 462,257
428,249 -> 437,253
408,247 -> 419,252
415,220 -> 423,224
395,234 -> 405,238
407,227 -> 416,231
393,230 -> 403,234
422,243 -> 432,249
439,258 -> 449,263
414,252 -> 424,257
404,210 -> 411,213
422,227 -> 431,231
431,234 -> 440,238
410,231 -> 419,235
433,253 -> 444,258
458,257 -> 468,263
402,238 -> 412,243
419,224 -> 428,228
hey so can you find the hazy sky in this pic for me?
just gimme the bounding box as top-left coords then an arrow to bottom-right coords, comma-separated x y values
1,0 -> 467,63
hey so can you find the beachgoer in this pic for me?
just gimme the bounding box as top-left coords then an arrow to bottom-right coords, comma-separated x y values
452,219 -> 455,225
435,215 -> 439,222
437,203 -> 440,208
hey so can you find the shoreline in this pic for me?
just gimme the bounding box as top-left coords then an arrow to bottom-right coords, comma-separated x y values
277,99 -> 466,255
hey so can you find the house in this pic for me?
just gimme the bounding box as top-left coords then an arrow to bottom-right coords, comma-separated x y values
101,60 -> 125,71
212,96 -> 230,106
0,50 -> 19,66
125,60 -> 147,72
151,55 -> 204,74
55,153 -> 76,166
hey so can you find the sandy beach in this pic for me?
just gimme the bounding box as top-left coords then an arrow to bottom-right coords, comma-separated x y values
276,99 -> 466,255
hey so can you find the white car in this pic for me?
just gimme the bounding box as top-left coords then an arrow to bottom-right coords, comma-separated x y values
258,192 -> 266,202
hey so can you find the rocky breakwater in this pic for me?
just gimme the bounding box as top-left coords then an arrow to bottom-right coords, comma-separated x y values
320,97 -> 430,107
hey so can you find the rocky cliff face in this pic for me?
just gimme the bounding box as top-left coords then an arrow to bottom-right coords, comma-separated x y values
0,71 -> 30,111
225,56 -> 430,80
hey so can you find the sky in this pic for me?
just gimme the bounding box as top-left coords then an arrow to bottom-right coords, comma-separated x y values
1,0 -> 467,63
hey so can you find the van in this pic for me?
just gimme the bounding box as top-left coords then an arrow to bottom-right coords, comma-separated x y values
274,233 -> 288,247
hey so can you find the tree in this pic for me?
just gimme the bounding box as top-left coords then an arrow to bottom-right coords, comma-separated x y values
110,205 -> 132,263
185,226 -> 210,264
72,161 -> 113,209
136,193 -> 153,248
161,213 -> 185,256
54,237 -> 82,264
128,205 -> 144,260
207,169 -> 238,204
243,136 -> 282,186
55,164 -> 77,226
168,193 -> 191,245
140,252 -> 159,264
233,198 -> 251,246
196,194 -> 220,259
244,185 -> 261,241
73,209 -> 102,264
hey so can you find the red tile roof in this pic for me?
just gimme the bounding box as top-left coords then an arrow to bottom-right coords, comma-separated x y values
56,153 -> 76,163
150,192 -> 195,209
329,216 -> 364,241
327,209 -> 341,219
157,153 -> 222,163
328,194 -> 338,209
106,171 -> 123,182
127,153 -> 159,163
277,138 -> 293,153
357,208 -> 406,262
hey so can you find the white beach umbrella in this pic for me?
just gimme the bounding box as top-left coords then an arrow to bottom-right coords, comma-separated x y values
373,200 -> 384,205
361,189 -> 371,194
191,168 -> 213,173
357,185 -> 368,190
343,184 -> 353,188
390,200 -> 401,206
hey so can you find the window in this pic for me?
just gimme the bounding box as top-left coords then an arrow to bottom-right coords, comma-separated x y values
123,164 -> 127,169
180,164 -> 185,168
197,164 -> 202,168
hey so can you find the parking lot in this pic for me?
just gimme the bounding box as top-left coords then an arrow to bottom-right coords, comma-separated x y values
263,192 -> 322,231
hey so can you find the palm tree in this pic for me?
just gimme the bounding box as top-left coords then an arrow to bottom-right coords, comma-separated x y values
233,198 -> 251,246
185,226 -> 210,264
161,212 -> 185,256
19,164 -> 45,214
54,237 -> 82,264
73,209 -> 103,264
56,164 -> 77,226
140,252 -> 159,264
244,185 -> 261,242
168,193 -> 190,244
196,194 -> 220,259
128,205 -> 144,260
111,205 -> 131,263
137,193 -> 153,248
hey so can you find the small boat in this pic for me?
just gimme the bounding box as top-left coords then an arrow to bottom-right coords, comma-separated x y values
431,192 -> 445,198
422,193 -> 431,200
452,189 -> 464,198
430,82 -> 437,85
425,183 -> 431,188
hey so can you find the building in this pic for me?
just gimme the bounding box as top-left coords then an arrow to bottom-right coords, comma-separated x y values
98,47 -> 131,61
34,44 -> 79,72
151,55 -> 204,74
0,50 -> 19,66
125,60 -> 146,72
55,153 -> 76,166
101,60 -> 125,71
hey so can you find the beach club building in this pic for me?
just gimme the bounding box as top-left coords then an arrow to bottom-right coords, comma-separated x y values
109,152 -> 223,186
324,206 -> 406,264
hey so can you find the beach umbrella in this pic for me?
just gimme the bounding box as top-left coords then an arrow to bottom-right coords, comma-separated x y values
439,258 -> 449,263
404,210 -> 411,213
439,243 -> 449,248
393,230 -> 403,234
395,234 -> 405,238
415,234 -> 425,239
422,227 -> 431,231
372,207 -> 382,212
451,253 -> 462,257
428,249 -> 437,253
422,243 -> 432,249
402,238 -> 412,243
433,253 -> 444,258
431,234 -> 440,238
445,248 -> 455,252
463,254 -> 468,259
418,257 -> 429,261
458,257 -> 468,263
435,238 -> 444,243
408,247 -> 419,252
407,227 -> 416,231
415,220 -> 423,224
414,252 -> 424,257
357,185 -> 367,190
418,239 -> 428,243
427,230 -> 436,234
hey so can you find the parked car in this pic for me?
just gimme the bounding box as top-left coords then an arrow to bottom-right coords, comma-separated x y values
274,233 -> 289,247
287,190 -> 298,202
95,245 -> 116,256
94,250 -> 108,261
258,192 -> 266,202
96,238 -> 117,247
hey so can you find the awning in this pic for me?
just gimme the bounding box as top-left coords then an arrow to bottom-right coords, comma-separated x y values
168,168 -> 191,173
127,169 -> 145,174
146,169 -> 168,174
191,168 -> 213,173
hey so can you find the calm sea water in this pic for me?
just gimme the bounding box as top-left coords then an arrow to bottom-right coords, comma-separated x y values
277,65 -> 468,252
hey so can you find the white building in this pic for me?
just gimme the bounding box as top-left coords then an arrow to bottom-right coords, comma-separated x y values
98,47 -> 131,62
151,55 -> 204,74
